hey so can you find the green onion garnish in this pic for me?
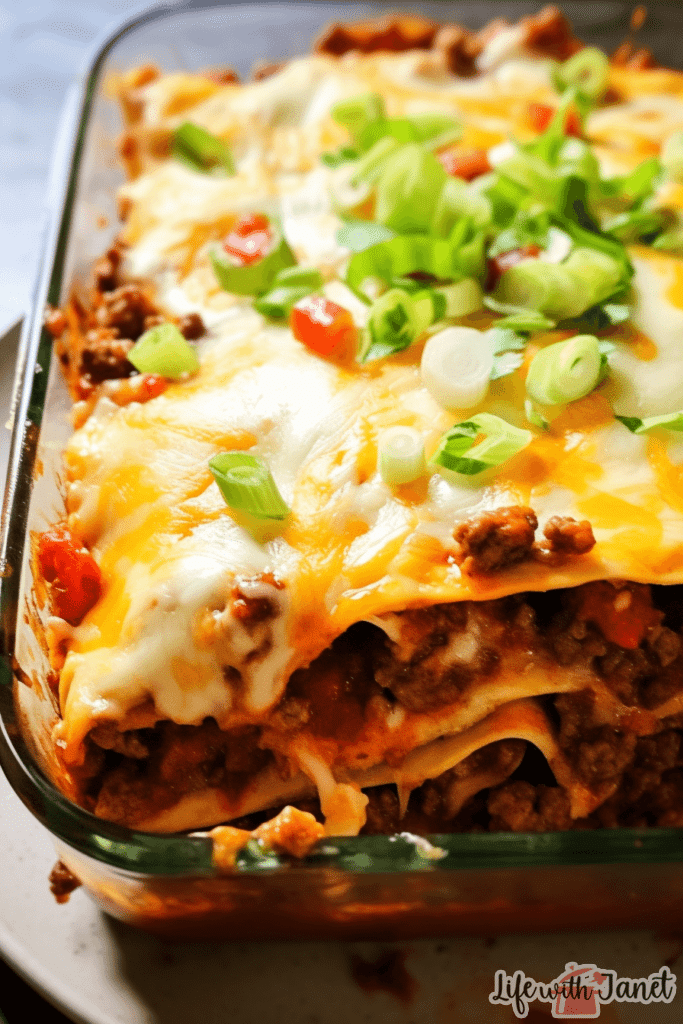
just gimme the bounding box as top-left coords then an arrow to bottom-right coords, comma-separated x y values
253,267 -> 324,320
332,93 -> 386,145
487,328 -> 527,382
336,221 -> 396,253
662,131 -> 683,183
350,137 -> 402,186
209,452 -> 290,520
254,285 -> 315,319
128,323 -> 199,379
434,278 -> 483,318
346,231 -> 485,300
172,122 -> 235,175
432,177 -> 492,239
378,426 -> 426,486
210,232 -> 295,296
421,326 -> 493,410
615,411 -> 683,434
526,334 -> 602,406
553,47 -> 609,101
360,287 -> 440,362
374,143 -> 447,234
431,412 -> 531,476
493,259 -> 585,321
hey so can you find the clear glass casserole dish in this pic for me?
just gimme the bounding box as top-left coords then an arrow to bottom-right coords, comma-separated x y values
2,0 -> 683,940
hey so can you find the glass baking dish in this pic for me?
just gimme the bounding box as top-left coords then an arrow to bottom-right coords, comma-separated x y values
2,0 -> 683,941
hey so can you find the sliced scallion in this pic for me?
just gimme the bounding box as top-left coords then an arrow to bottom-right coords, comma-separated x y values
172,122 -> 235,175
336,220 -> 396,253
493,259 -> 586,320
331,93 -> 385,144
553,47 -> 609,101
615,411 -> 683,434
526,334 -> 602,406
432,177 -> 492,238
378,426 -> 426,485
435,278 -> 483,318
421,326 -> 493,410
209,452 -> 290,520
210,233 -> 295,295
350,137 -> 402,186
375,144 -> 447,234
273,265 -> 324,290
128,323 -> 199,379
431,413 -> 531,476
254,285 -> 314,319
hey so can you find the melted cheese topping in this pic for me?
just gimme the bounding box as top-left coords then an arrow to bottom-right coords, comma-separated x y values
52,47 -> 683,832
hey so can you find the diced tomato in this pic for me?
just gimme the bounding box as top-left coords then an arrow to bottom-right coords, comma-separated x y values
37,525 -> 102,625
437,148 -> 491,181
223,213 -> 273,266
578,581 -> 662,650
138,374 -> 168,401
290,296 -> 358,360
528,102 -> 582,138
486,244 -> 542,291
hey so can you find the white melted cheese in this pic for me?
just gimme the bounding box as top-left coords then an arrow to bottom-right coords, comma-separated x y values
57,49 -> 683,761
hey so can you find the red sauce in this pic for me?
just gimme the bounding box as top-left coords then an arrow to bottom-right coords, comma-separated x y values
36,524 -> 102,625
578,582 -> 661,650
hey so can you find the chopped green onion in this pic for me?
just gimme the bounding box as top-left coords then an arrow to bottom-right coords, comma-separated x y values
254,285 -> 314,319
407,112 -> 462,144
435,278 -> 483,318
662,131 -> 683,183
362,289 -> 416,361
209,452 -> 290,519
487,328 -> 527,381
615,411 -> 683,434
561,247 -> 625,308
375,144 -> 447,234
128,323 -> 199,379
602,208 -> 665,243
332,93 -> 385,144
432,177 -> 492,239
421,326 -> 493,410
273,266 -> 324,289
350,137 -> 402,186
361,287 -> 442,362
492,309 -> 556,332
431,412 -> 532,475
553,47 -> 609,101
602,157 -> 662,205
336,220 -> 395,252
378,426 -> 426,485
210,232 -> 295,295
172,122 -> 235,175
526,334 -> 602,406
321,146 -> 358,168
525,399 -> 549,430
494,259 -> 586,320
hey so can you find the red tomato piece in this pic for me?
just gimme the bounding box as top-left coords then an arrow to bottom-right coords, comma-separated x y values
37,525 -> 102,625
486,244 -> 542,291
578,582 -> 661,650
528,102 -> 582,137
138,374 -> 168,401
437,148 -> 491,181
290,296 -> 357,360
223,213 -> 273,266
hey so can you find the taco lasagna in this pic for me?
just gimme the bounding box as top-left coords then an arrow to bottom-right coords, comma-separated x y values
37,7 -> 683,839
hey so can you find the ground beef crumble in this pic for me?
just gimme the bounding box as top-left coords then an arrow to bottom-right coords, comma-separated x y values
75,581 -> 683,835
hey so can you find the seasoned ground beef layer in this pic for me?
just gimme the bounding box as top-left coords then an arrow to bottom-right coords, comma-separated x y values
73,580 -> 683,832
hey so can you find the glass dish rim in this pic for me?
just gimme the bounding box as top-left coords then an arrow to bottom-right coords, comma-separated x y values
1,0 -> 683,879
